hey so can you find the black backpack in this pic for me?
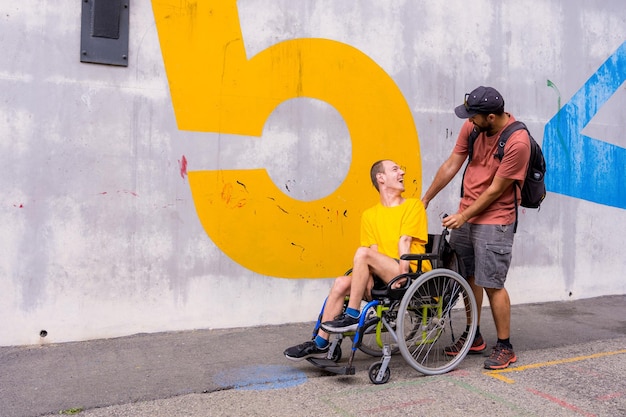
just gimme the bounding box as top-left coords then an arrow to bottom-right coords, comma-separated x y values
462,121 -> 546,232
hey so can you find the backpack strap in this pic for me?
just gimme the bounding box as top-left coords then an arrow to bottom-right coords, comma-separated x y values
467,126 -> 480,163
493,121 -> 528,233
460,126 -> 480,198
493,121 -> 527,161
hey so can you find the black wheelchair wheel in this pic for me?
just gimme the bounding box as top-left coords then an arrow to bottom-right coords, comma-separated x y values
368,361 -> 390,384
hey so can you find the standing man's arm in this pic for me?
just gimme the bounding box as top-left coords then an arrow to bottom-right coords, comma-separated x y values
442,175 -> 515,229
422,152 -> 467,209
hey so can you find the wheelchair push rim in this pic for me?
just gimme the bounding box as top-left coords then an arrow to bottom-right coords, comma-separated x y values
396,268 -> 478,375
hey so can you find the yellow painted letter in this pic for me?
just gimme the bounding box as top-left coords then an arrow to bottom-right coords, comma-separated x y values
152,1 -> 423,277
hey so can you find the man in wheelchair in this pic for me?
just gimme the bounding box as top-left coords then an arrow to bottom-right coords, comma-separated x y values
284,159 -> 431,361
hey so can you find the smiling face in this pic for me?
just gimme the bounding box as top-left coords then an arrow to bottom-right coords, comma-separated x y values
469,113 -> 491,132
378,160 -> 405,192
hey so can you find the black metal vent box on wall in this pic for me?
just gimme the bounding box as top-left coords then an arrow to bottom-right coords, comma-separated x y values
80,0 -> 130,66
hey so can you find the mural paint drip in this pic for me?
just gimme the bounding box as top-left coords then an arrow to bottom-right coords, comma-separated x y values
543,41 -> 626,209
179,155 -> 188,179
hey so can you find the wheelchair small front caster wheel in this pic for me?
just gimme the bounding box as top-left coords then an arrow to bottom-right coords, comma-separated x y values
330,345 -> 342,362
368,361 -> 390,384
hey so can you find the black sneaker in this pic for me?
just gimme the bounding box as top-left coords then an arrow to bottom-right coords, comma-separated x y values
321,313 -> 360,333
284,340 -> 329,361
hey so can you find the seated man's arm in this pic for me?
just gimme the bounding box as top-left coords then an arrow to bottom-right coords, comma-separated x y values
398,235 -> 413,274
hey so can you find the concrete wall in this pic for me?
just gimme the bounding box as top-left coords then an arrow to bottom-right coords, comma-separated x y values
1,0 -> 625,346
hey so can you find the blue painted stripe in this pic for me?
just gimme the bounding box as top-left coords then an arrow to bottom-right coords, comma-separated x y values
214,365 -> 308,391
543,41 -> 626,209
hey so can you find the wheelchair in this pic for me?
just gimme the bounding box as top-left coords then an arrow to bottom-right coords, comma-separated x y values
306,228 -> 478,384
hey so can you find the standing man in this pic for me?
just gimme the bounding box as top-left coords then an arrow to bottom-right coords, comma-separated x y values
284,160 -> 430,361
422,86 -> 530,370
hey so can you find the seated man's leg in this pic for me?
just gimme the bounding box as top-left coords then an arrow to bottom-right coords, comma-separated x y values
283,274 -> 351,361
321,247 -> 401,333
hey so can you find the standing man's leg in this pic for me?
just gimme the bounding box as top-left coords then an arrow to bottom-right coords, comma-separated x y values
468,276 -> 484,325
486,287 -> 511,341
446,224 -> 487,355
474,223 -> 517,370
483,285 -> 516,369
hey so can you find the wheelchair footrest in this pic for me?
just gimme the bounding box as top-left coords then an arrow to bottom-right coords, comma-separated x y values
306,358 -> 356,375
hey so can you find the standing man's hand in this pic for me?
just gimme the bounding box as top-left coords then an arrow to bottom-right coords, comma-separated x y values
443,176 -> 514,230
442,212 -> 467,229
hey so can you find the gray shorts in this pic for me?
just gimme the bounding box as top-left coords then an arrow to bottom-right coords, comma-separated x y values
449,223 -> 515,289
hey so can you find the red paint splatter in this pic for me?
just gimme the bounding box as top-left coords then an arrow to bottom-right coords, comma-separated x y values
221,183 -> 247,208
596,391 -> 624,401
99,191 -> 138,197
221,183 -> 233,204
179,155 -> 188,179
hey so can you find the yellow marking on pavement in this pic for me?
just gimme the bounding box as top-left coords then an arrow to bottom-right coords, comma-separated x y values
484,349 -> 626,384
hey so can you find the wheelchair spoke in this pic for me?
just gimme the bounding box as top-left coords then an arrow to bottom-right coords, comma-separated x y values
397,269 -> 478,375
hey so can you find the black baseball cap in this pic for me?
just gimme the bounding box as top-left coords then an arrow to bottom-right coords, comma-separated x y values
454,86 -> 505,118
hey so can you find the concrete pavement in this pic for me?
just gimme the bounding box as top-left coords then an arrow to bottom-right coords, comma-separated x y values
1,295 -> 625,417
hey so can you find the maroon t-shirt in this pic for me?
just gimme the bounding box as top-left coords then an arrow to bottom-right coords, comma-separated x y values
453,116 -> 530,225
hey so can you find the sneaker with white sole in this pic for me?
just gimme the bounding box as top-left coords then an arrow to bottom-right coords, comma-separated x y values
283,340 -> 329,361
320,313 -> 360,333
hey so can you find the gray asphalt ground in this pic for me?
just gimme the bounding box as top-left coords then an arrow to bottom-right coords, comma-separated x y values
1,295 -> 625,417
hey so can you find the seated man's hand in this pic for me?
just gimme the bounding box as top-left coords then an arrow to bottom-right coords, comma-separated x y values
391,277 -> 407,290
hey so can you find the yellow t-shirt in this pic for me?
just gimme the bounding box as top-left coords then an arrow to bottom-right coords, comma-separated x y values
360,198 -> 431,272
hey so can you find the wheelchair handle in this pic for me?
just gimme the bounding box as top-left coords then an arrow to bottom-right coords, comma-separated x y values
441,213 -> 450,238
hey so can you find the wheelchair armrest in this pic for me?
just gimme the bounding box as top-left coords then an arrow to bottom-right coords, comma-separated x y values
371,272 -> 414,300
400,253 -> 439,261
